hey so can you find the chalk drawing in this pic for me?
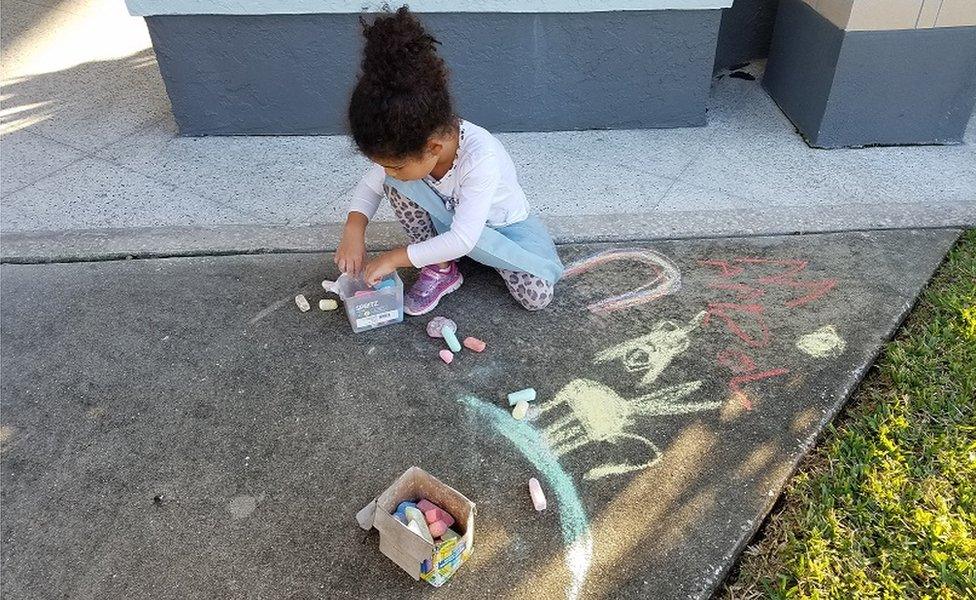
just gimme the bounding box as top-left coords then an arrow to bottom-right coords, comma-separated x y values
702,302 -> 770,348
458,396 -> 593,600
699,258 -> 837,308
539,378 -> 721,480
563,248 -> 681,315
728,368 -> 790,410
698,256 -> 838,410
593,311 -> 706,388
796,325 -> 846,358
716,347 -> 757,374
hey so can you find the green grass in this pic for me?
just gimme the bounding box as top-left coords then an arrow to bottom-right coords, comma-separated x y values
723,229 -> 976,600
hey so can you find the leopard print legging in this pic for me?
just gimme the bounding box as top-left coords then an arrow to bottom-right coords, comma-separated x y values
386,185 -> 555,311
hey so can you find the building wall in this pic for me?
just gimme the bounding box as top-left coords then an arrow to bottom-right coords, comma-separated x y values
714,0 -> 780,69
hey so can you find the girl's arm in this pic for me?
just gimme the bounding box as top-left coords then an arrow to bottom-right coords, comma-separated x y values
336,164 -> 385,275
364,155 -> 498,284
406,155 -> 498,266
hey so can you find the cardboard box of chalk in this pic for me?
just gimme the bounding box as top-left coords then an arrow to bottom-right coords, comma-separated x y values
355,467 -> 475,587
334,272 -> 404,333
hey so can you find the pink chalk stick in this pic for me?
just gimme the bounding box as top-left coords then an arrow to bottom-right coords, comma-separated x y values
463,336 -> 486,352
439,349 -> 454,364
424,507 -> 455,528
529,477 -> 547,511
428,520 -> 449,538
416,499 -> 437,513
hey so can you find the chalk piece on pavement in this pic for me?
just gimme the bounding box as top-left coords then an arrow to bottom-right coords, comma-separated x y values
463,337 -> 486,352
512,400 -> 529,421
442,326 -> 462,352
295,294 -> 311,312
417,499 -> 437,513
319,298 -> 338,311
439,349 -> 454,364
528,477 -> 547,511
508,388 -> 537,406
426,316 -> 457,338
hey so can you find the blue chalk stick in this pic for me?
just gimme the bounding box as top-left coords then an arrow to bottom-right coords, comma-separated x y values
394,500 -> 418,523
507,388 -> 537,406
373,277 -> 396,291
442,325 -> 462,353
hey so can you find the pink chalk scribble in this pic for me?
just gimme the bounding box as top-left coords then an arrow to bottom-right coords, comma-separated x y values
699,258 -> 838,308
700,256 -> 837,410
563,248 -> 682,315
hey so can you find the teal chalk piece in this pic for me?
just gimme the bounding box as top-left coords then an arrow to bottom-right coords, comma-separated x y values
507,387 -> 537,406
442,325 -> 462,353
458,395 -> 592,600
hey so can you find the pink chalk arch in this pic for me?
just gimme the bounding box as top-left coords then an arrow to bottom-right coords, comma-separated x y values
563,248 -> 682,315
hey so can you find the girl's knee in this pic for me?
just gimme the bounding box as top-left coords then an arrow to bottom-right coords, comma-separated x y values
514,285 -> 555,311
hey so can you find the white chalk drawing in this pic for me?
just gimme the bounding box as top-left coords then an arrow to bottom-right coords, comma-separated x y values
593,311 -> 706,388
563,248 -> 682,315
796,325 -> 846,358
539,378 -> 720,480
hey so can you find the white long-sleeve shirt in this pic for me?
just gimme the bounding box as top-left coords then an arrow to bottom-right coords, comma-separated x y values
348,120 -> 531,267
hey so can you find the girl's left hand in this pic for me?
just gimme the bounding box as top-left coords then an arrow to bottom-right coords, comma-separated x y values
364,248 -> 411,286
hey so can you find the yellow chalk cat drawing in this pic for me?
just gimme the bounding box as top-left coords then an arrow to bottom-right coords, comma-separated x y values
593,311 -> 707,388
539,378 -> 720,480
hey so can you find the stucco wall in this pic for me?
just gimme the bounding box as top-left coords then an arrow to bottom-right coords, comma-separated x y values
714,0 -> 780,69
146,10 -> 723,135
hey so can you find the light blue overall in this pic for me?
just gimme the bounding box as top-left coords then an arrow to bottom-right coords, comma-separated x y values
384,176 -> 564,284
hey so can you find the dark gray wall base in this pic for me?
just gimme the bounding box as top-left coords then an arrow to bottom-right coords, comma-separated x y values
146,10 -> 722,136
713,0 -> 779,70
763,0 -> 976,148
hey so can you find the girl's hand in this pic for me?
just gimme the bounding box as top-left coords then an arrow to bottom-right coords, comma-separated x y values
364,248 -> 411,286
335,214 -> 368,275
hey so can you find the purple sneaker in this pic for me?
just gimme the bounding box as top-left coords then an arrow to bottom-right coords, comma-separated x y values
403,262 -> 463,316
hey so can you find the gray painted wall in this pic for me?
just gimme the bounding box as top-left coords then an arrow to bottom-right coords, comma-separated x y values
714,0 -> 779,69
761,0 -> 843,138
821,27 -> 976,147
763,0 -> 976,147
145,10 -> 722,135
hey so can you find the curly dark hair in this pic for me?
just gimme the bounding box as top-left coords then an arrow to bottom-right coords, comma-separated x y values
348,6 -> 456,160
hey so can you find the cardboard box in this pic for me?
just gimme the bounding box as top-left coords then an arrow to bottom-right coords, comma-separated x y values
356,467 -> 475,586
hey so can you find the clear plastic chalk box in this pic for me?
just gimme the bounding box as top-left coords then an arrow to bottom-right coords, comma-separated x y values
334,272 -> 404,333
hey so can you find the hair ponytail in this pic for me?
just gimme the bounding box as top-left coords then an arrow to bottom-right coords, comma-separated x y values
348,6 -> 455,159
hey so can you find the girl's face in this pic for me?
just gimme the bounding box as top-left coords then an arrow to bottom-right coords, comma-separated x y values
372,132 -> 452,182
374,150 -> 439,182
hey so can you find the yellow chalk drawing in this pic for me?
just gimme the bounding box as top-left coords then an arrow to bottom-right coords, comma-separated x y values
795,325 -> 846,358
593,311 -> 706,388
539,378 -> 721,480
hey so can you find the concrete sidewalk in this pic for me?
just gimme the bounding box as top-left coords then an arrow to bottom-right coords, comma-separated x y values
0,229 -> 959,599
1,0 -> 974,259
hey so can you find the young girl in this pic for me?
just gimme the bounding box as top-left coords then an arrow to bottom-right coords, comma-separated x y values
335,7 -> 564,315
